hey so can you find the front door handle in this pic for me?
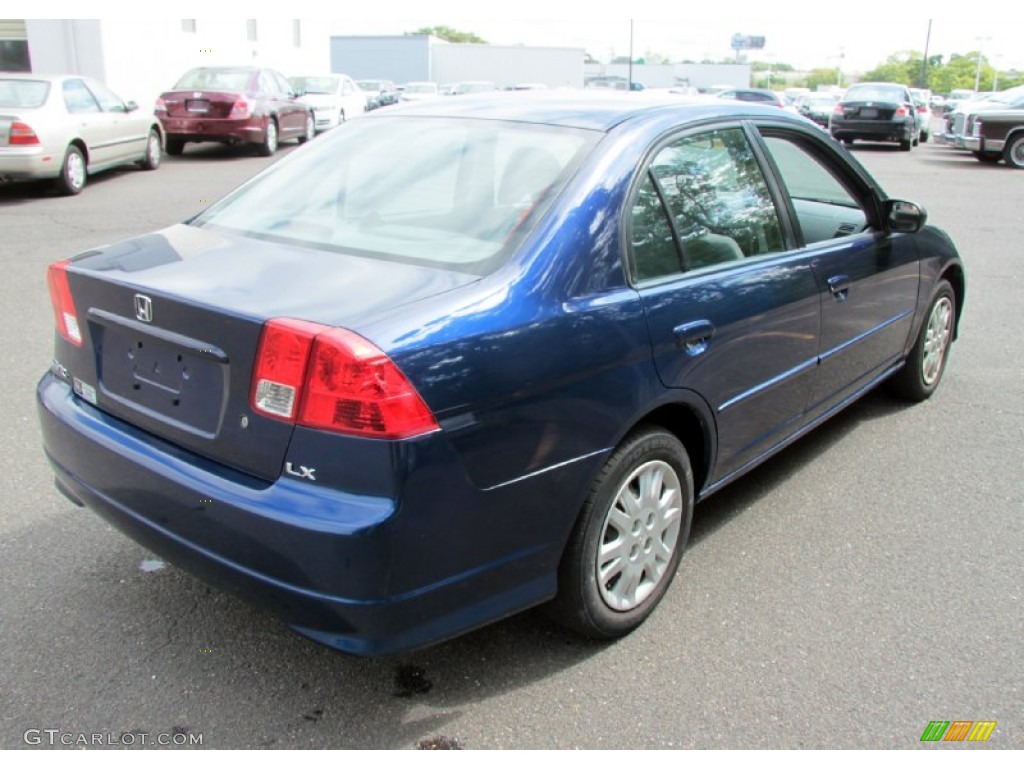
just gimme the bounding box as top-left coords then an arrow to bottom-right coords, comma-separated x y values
827,274 -> 852,303
673,320 -> 715,356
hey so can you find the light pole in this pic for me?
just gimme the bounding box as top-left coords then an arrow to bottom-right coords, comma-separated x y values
974,37 -> 991,93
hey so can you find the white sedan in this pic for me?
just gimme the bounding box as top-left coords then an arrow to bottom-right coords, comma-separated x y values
290,74 -> 368,132
0,72 -> 162,195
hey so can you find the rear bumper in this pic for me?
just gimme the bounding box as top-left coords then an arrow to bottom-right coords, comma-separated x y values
37,373 -> 571,656
158,115 -> 266,144
830,120 -> 912,142
0,145 -> 59,181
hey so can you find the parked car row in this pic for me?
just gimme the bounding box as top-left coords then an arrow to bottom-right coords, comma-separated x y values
935,85 -> 1024,168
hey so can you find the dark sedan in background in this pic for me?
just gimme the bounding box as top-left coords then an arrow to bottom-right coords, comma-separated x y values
38,93 -> 964,656
963,109 -> 1024,167
830,82 -> 921,150
155,66 -> 314,156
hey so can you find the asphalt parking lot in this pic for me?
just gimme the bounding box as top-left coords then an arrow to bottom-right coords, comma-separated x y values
1,133 -> 1021,750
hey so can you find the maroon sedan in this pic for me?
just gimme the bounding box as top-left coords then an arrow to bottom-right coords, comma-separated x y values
156,66 -> 314,156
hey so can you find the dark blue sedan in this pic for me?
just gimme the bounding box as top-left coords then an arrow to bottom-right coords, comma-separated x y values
38,92 -> 965,656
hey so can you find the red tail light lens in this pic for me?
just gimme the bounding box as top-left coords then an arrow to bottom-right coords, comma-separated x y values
895,106 -> 908,117
9,121 -> 40,145
251,318 -> 320,420
154,97 -> 167,112
251,320 -> 439,439
229,97 -> 252,119
917,105 -> 927,113
833,105 -> 844,115
46,260 -> 82,347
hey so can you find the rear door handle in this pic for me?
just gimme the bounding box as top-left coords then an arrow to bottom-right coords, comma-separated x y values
827,274 -> 851,302
673,320 -> 715,356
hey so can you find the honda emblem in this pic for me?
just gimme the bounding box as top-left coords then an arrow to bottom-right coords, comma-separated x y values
134,294 -> 153,323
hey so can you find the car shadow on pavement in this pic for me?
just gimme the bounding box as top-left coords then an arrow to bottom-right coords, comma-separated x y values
4,388 -> 917,750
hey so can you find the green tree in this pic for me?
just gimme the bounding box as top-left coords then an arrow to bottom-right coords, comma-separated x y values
407,25 -> 487,43
805,68 -> 842,91
862,52 -> 921,85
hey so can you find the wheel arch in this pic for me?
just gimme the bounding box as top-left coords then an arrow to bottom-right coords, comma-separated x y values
624,399 -> 716,500
69,137 -> 89,165
940,263 -> 966,341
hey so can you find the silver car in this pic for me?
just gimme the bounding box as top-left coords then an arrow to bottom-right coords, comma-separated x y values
0,73 -> 162,195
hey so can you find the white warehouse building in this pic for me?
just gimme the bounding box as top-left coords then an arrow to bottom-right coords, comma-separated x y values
330,35 -> 585,90
6,19 -> 331,110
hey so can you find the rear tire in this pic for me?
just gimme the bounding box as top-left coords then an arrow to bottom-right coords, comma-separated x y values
258,119 -> 278,157
166,139 -> 184,156
546,428 -> 694,640
899,136 -> 912,151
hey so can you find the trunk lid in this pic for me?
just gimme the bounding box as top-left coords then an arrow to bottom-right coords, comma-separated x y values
160,89 -> 243,119
56,224 -> 477,481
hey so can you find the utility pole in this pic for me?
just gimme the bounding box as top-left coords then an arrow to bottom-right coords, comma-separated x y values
921,19 -> 932,88
628,19 -> 634,91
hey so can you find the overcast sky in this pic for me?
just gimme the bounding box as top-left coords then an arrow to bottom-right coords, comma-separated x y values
331,0 -> 1023,74
43,1 -> 1024,74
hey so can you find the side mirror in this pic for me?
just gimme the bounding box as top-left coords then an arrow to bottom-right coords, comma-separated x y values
125,100 -> 139,112
885,199 -> 927,233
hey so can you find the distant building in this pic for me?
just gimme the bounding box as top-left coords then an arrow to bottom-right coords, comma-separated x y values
585,62 -> 752,91
331,35 -> 585,89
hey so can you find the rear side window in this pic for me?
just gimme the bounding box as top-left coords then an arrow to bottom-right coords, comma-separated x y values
63,80 -> 100,114
630,126 -> 784,280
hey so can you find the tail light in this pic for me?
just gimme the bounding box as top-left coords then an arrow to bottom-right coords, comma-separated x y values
917,105 -> 927,113
154,97 -> 166,112
833,104 -> 844,115
895,106 -> 908,117
251,319 -> 439,440
9,121 -> 40,145
46,260 -> 82,347
229,97 -> 252,119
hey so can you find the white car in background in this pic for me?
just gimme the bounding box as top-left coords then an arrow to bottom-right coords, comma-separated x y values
0,72 -> 162,195
400,82 -> 440,102
289,74 -> 368,132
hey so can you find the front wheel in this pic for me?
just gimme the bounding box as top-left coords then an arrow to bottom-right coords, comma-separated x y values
887,280 -> 956,401
546,428 -> 694,639
54,145 -> 86,195
139,129 -> 161,170
1004,133 -> 1024,169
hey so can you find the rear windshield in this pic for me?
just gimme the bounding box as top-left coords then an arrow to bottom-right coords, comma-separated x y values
193,116 -> 599,275
844,85 -> 906,103
0,79 -> 49,108
173,68 -> 252,91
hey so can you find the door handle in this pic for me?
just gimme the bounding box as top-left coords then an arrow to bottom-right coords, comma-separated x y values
827,274 -> 851,303
673,320 -> 715,356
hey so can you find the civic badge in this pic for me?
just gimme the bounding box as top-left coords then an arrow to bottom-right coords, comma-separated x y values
134,294 -> 153,323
